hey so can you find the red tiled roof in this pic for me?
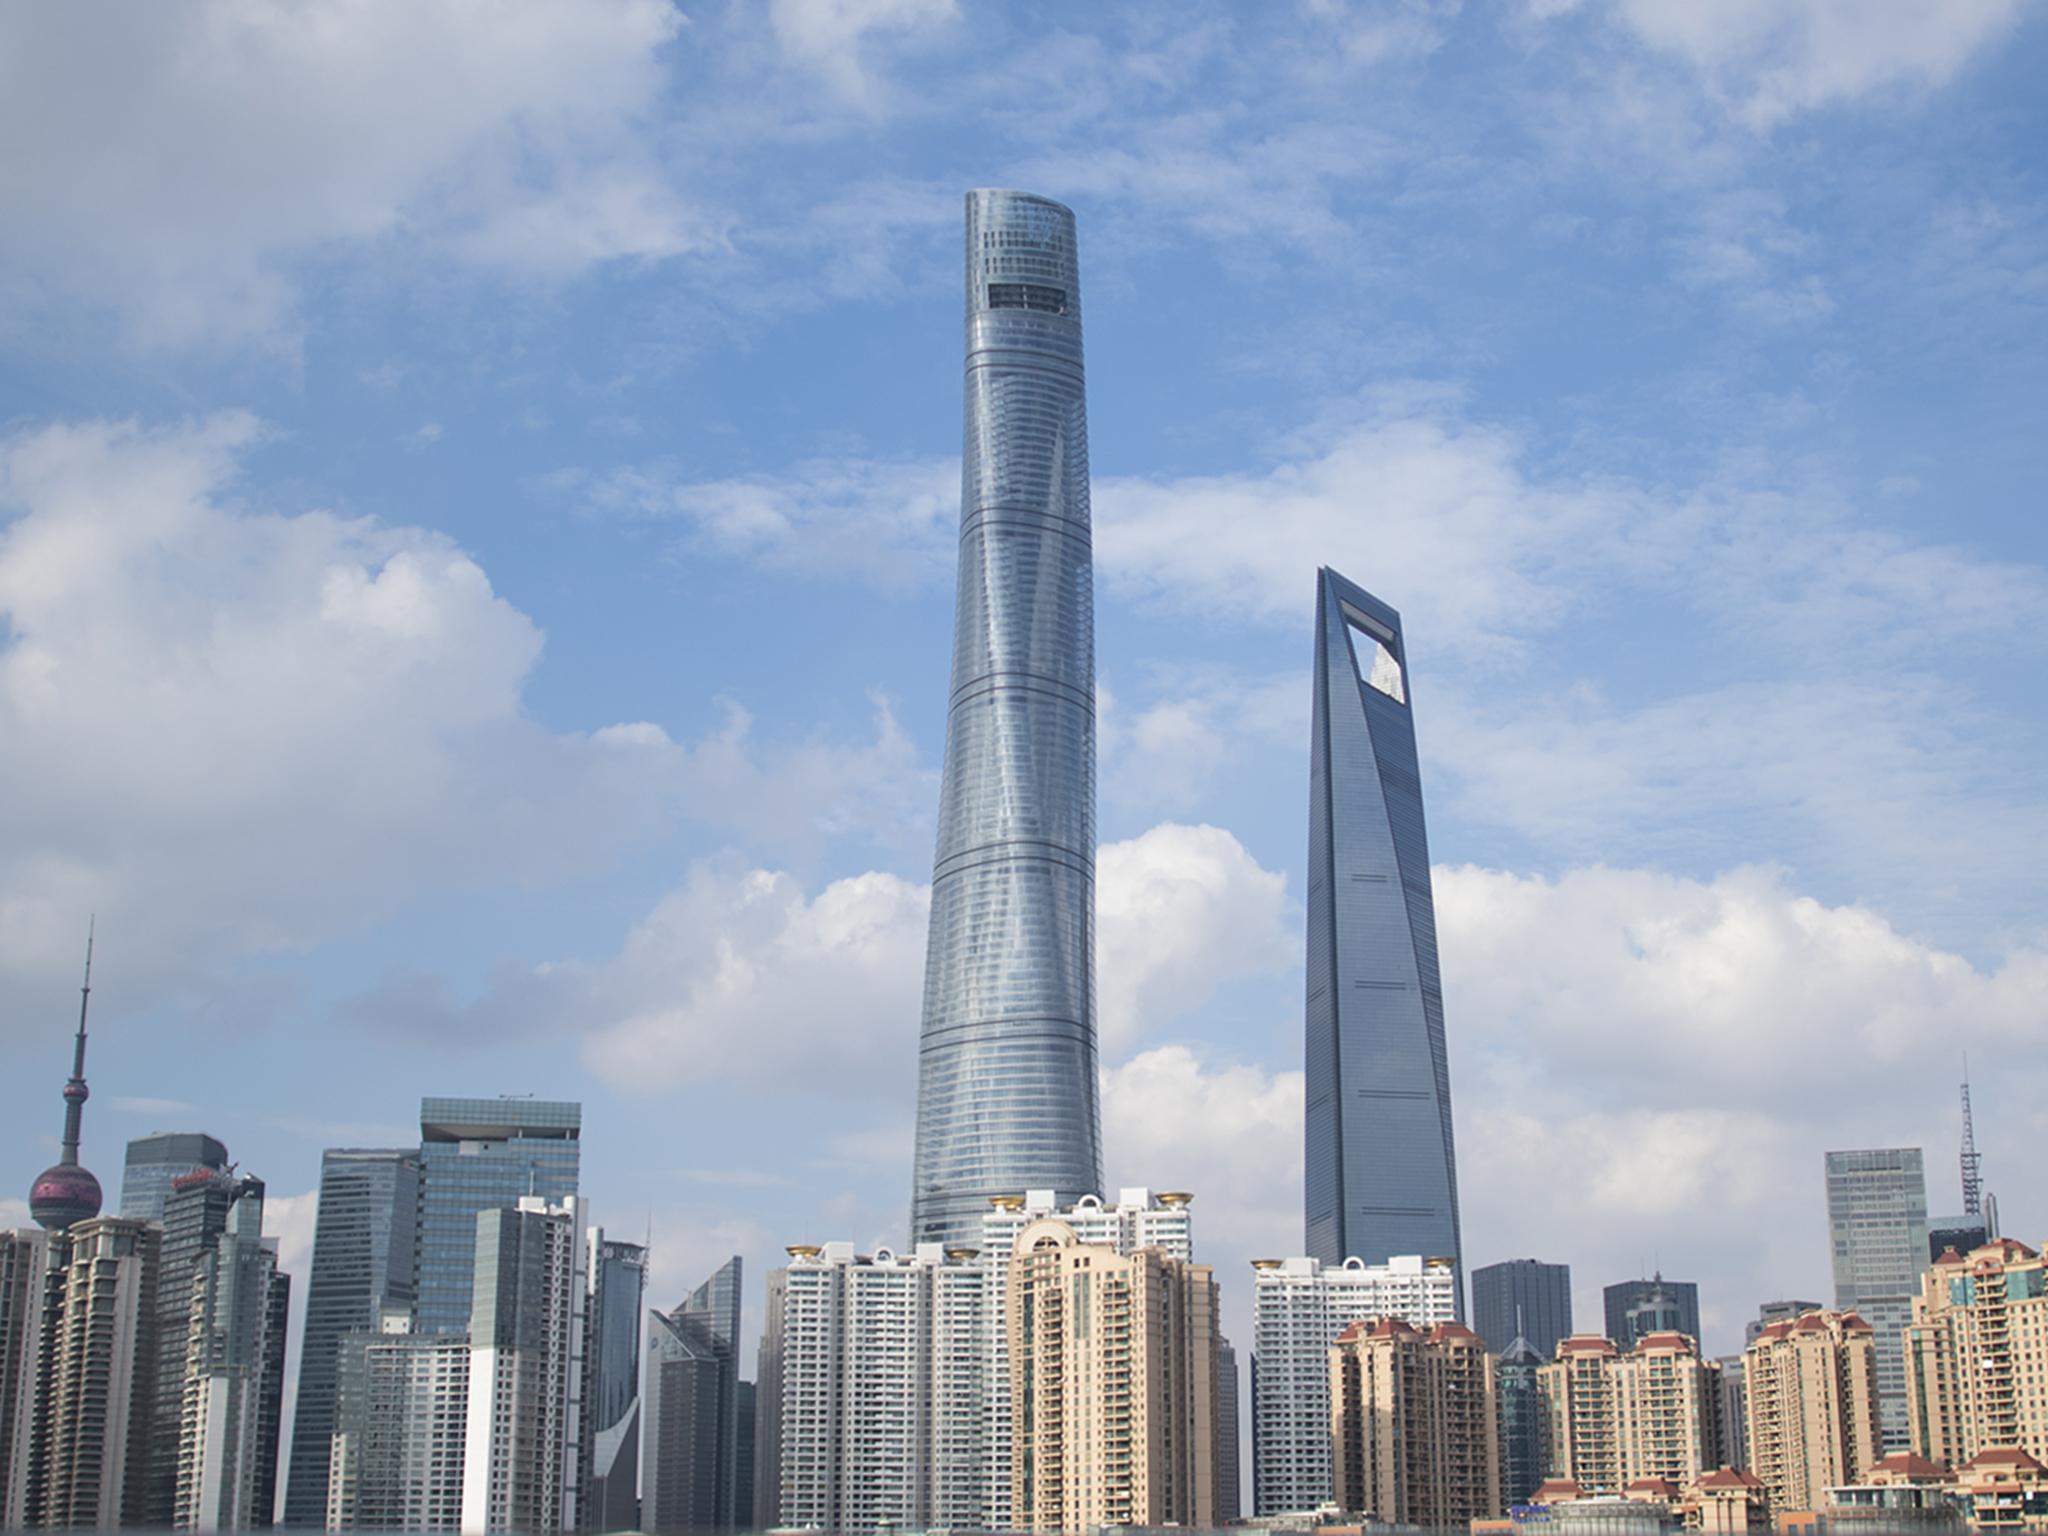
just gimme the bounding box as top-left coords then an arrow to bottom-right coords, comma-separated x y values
1932,1247 -> 1967,1268
1532,1479 -> 1584,1502
1970,1238 -> 2041,1265
1964,1448 -> 2047,1473
1700,1468 -> 1765,1490
1560,1334 -> 1618,1357
1872,1452 -> 1948,1479
1427,1321 -> 1481,1345
1625,1478 -> 1679,1498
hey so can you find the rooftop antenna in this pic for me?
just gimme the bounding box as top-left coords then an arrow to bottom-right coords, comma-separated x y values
1960,1059 -> 1983,1220
61,917 -> 95,1167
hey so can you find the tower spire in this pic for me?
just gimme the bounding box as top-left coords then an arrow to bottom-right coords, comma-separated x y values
1960,1060 -> 1983,1220
29,920 -> 106,1231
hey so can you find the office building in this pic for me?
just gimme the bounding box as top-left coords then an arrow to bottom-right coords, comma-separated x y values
1304,567 -> 1462,1287
777,1241 -> 988,1535
1498,1334 -> 1548,1506
327,1314 -> 469,1533
732,1383 -> 754,1533
284,1148 -> 423,1527
1604,1275 -> 1702,1351
1747,1299 -> 1824,1346
1008,1217 -> 1220,1532
1742,1308 -> 1881,1517
1251,1252 -> 1459,1515
751,1268 -> 785,1534
582,1235 -> 644,1534
1474,1259 -> 1573,1359
120,1133 -> 232,1224
1537,1333 -> 1725,1494
173,1178 -> 291,1531
1826,1148 -> 1930,1450
910,189 -> 1104,1250
461,1195 -> 587,1535
1716,1356 -> 1748,1471
1930,1217 -> 1990,1264
1217,1336 -> 1241,1523
981,1189 -> 1195,1526
415,1097 -> 580,1336
1329,1317 -> 1500,1526
38,1216 -> 161,1529
1903,1237 -> 2048,1467
150,1167 -> 249,1525
642,1256 -> 743,1534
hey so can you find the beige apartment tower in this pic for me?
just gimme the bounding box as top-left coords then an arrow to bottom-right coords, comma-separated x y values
1538,1332 -> 1724,1494
1743,1308 -> 1881,1516
1007,1218 -> 1220,1532
1903,1237 -> 2048,1467
1328,1317 -> 1500,1527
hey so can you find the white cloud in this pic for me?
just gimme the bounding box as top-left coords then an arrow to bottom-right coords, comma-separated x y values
1573,0 -> 2024,127
0,0 -> 702,347
1098,671 -> 1301,815
767,0 -> 957,107
1096,825 -> 1296,1053
0,414 -> 933,1029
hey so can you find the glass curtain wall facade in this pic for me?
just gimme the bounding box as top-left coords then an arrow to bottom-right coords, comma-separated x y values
1826,1147 -> 1930,1451
583,1236 -> 645,1534
119,1133 -> 230,1223
1603,1275 -> 1702,1348
1304,567 -> 1463,1296
414,1097 -> 580,1336
1473,1258 -> 1573,1359
283,1148 -> 421,1528
910,190 -> 1102,1247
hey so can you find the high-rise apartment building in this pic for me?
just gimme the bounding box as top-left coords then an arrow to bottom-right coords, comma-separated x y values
980,1189 -> 1194,1526
1473,1259 -> 1573,1359
37,1216 -> 161,1529
1497,1335 -> 1548,1506
416,1098 -> 580,1336
1304,567 -> 1462,1288
582,1235 -> 644,1534
1250,1252 -> 1459,1515
1008,1218 -> 1219,1532
120,1133 -> 231,1223
1903,1237 -> 2048,1468
284,1148 -> 422,1527
327,1313 -> 469,1533
461,1195 -> 587,1536
1825,1148 -> 1930,1450
1537,1333 -> 1724,1494
776,1241 -> 988,1535
910,190 -> 1103,1250
751,1267 -> 785,1534
173,1178 -> 291,1531
150,1167 -> 249,1525
1743,1309 -> 1881,1516
1329,1317 -> 1500,1527
1603,1275 -> 1703,1351
0,1228 -> 62,1528
642,1256 -> 744,1533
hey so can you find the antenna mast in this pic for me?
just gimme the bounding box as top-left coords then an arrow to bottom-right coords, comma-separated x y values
1960,1063 -> 1983,1220
60,917 -> 96,1166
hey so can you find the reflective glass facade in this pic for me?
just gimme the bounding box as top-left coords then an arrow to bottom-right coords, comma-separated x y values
1825,1146 -> 1929,1451
1304,568 -> 1462,1296
118,1131 -> 229,1223
1473,1257 -> 1573,1359
414,1098 -> 580,1336
910,190 -> 1101,1247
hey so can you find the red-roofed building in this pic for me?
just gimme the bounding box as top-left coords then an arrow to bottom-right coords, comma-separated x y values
1539,1329 -> 1725,1496
1744,1308 -> 1882,1518
1327,1309 -> 1499,1527
1904,1236 -> 2048,1469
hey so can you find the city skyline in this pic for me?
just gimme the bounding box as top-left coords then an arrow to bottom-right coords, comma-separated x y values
3,6 -> 2048,1511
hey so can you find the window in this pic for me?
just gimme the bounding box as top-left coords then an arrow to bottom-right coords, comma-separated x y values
988,282 -> 1068,314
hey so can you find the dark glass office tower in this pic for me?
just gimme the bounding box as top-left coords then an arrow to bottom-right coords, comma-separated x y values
282,1148 -> 421,1527
642,1257 -> 743,1532
1472,1258 -> 1573,1359
414,1097 -> 580,1335
1496,1335 -> 1547,1505
119,1132 -> 230,1223
1603,1274 -> 1701,1347
147,1168 -> 245,1525
910,189 -> 1102,1248
1304,567 -> 1462,1296
583,1235 -> 646,1533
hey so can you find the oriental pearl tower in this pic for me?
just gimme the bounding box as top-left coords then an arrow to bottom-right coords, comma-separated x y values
28,925 -> 103,1232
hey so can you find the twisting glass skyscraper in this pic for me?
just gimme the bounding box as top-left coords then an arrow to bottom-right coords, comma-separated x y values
1305,568 -> 1462,1297
910,190 -> 1101,1247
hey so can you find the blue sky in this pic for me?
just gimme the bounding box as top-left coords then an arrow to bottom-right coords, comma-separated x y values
3,0 -> 2046,1398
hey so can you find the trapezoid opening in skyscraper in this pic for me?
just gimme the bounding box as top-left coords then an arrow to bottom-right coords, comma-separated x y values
909,190 -> 1102,1248
1304,567 -> 1463,1305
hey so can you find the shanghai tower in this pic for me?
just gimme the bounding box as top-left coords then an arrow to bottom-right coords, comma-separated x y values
1305,567 -> 1463,1300
910,190 -> 1101,1247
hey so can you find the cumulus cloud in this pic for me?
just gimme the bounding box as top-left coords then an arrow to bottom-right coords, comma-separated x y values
0,0 -> 703,347
0,414 -> 928,1027
1589,0 -> 2026,127
767,0 -> 958,107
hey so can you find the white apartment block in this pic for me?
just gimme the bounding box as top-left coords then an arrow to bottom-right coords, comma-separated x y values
1251,1253 -> 1459,1516
327,1313 -> 470,1534
777,1241 -> 986,1536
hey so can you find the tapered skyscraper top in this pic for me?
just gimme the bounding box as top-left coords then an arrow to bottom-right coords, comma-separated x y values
910,190 -> 1101,1247
1305,570 -> 1462,1298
